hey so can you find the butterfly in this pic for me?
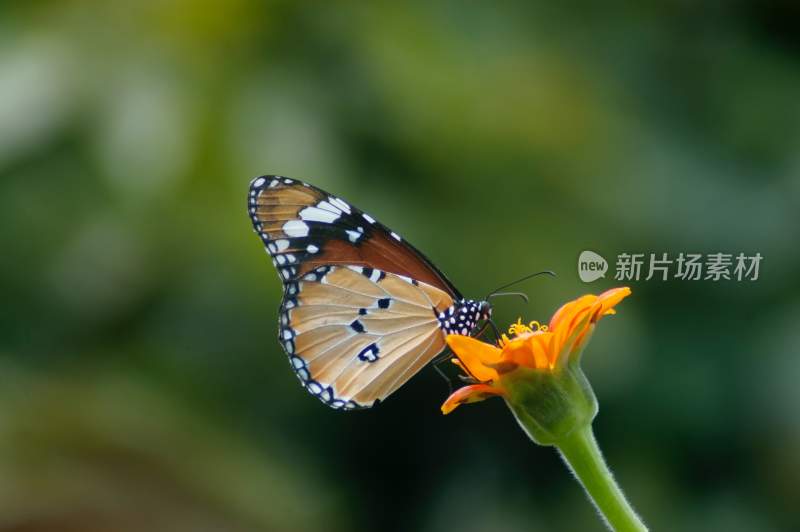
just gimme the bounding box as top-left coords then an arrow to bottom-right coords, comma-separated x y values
248,175 -> 492,410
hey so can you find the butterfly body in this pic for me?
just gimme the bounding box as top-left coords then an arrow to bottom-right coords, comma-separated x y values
438,299 -> 489,336
248,176 -> 490,410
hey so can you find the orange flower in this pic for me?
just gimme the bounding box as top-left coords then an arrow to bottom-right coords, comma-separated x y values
437,287 -> 647,530
442,287 -> 631,415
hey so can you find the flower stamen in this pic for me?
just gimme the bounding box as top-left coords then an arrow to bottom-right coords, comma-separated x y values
506,318 -> 548,337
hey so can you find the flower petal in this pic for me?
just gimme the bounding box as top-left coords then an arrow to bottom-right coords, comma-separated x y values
501,331 -> 551,369
550,305 -> 593,364
544,287 -> 632,366
528,332 -> 556,368
441,384 -> 505,414
498,334 -> 535,368
549,294 -> 597,332
594,287 -> 631,323
446,334 -> 503,382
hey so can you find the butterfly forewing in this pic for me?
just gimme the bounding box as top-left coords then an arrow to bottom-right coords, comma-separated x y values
248,176 -> 462,297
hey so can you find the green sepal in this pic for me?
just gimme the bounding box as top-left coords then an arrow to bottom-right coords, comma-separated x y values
502,363 -> 597,446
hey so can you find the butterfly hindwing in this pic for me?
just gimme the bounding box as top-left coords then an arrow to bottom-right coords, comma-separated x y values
281,265 -> 454,409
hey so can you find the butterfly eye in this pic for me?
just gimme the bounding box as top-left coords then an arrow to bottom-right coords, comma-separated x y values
479,301 -> 492,319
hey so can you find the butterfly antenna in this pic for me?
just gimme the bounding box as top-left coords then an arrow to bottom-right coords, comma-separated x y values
486,291 -> 529,303
486,270 -> 556,299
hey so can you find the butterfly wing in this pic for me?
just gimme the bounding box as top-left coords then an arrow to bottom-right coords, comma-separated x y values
248,176 -> 465,409
283,265 -> 453,409
247,176 -> 462,298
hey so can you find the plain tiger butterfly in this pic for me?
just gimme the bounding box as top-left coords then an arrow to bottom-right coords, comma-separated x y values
248,176 -> 492,410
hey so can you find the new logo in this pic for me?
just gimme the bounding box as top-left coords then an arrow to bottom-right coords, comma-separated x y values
578,250 -> 608,283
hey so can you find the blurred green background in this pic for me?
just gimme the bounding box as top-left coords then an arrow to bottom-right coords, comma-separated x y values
1,1 -> 799,530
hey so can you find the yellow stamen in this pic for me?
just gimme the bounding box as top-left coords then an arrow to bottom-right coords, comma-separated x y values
507,317 -> 529,336
499,333 -> 511,347
507,318 -> 548,338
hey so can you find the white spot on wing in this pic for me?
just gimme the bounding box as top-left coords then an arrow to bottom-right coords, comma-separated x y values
347,266 -> 364,274
299,206 -> 340,224
307,244 -> 319,253
252,177 -> 265,188
283,220 -> 309,237
316,200 -> 342,215
329,197 -> 351,214
362,213 -> 376,224
390,231 -> 402,241
346,230 -> 362,242
369,269 -> 381,282
275,239 -> 290,251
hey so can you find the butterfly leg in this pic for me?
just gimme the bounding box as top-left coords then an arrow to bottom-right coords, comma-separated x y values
433,347 -> 482,385
486,319 -> 502,343
472,319 -> 501,343
431,348 -> 456,394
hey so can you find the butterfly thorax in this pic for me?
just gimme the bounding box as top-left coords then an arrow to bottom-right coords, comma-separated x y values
437,299 -> 491,336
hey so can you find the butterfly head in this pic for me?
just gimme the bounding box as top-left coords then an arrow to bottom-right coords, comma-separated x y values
478,300 -> 492,321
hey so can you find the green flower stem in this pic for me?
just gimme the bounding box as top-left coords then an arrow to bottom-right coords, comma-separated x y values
555,425 -> 647,532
